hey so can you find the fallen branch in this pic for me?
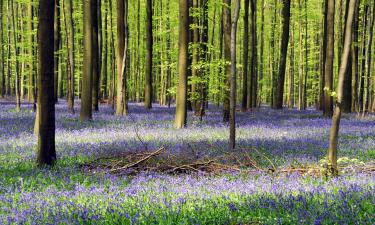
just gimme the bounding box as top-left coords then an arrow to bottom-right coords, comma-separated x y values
109,147 -> 165,173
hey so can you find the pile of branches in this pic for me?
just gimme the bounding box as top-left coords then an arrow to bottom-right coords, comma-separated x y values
82,147 -> 375,176
82,147 -> 247,175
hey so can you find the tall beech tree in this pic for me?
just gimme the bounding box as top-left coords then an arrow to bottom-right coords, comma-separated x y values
323,0 -> 334,117
92,0 -> 100,111
175,0 -> 189,129
362,1 -> 374,115
222,0 -> 231,122
11,0 -> 20,111
241,0 -> 249,112
229,0 -> 240,151
274,0 -> 291,109
116,0 -> 128,116
37,0 -> 56,166
54,0 -> 61,103
80,0 -> 93,121
328,0 -> 356,176
0,0 -> 3,98
145,0 -> 153,109
249,0 -> 258,108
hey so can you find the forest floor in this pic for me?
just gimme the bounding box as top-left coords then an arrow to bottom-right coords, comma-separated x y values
0,100 -> 374,224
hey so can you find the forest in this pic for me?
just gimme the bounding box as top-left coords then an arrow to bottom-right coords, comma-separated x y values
0,0 -> 374,224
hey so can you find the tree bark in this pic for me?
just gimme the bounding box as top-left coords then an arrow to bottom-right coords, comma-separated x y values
241,0 -> 249,112
328,0 -> 356,176
0,0 -> 4,97
175,0 -> 189,129
145,0 -> 153,109
222,0 -> 231,122
92,0 -> 100,111
342,0 -> 353,113
362,1 -> 374,115
54,0 -> 61,103
67,0 -> 75,113
274,0 -> 291,109
250,0 -> 258,108
37,0 -> 56,166
323,0 -> 334,117
11,0 -> 20,111
80,0 -> 93,121
229,0 -> 240,151
115,0 -> 128,116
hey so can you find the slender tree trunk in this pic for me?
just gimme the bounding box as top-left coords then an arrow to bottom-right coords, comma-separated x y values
303,0 -> 308,109
92,0 -> 99,111
37,0 -> 56,166
145,0 -> 153,109
320,0 -> 328,110
351,0 -> 360,111
259,0 -> 265,106
175,0 -> 189,129
358,5 -> 368,113
241,0 -> 249,111
362,2 -> 374,115
342,0 -> 353,113
323,0 -> 334,117
11,0 -> 20,111
222,0 -> 231,122
67,0 -> 75,113
6,0 -> 10,96
229,0 -> 240,151
166,1 -> 172,108
0,0 -> 2,96
116,0 -> 128,116
54,0 -> 61,103
101,5 -> 108,100
191,0 -> 199,111
328,0 -> 356,176
26,2 -> 35,103
80,0 -> 93,121
250,0 -> 258,108
288,22 -> 295,108
274,0 -> 291,109
197,0 -> 208,119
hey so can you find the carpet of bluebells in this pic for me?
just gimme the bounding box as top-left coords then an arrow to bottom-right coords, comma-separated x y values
0,100 -> 374,224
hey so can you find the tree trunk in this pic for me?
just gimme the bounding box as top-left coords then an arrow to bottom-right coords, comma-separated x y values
259,0 -> 265,106
274,0 -> 291,109
328,0 -> 356,176
362,1 -> 374,115
174,0 -> 189,129
241,0 -> 249,112
11,0 -> 20,111
320,0 -> 328,111
80,0 -> 93,121
0,0 -> 2,96
250,0 -> 258,108
92,0 -> 99,111
54,0 -> 61,103
145,0 -> 153,109
323,0 -> 334,117
197,0 -> 208,120
67,0 -> 75,113
342,0 -> 353,113
229,0 -> 240,151
101,4 -> 108,100
288,21 -> 295,108
351,0 -> 360,111
27,2 -> 35,103
37,0 -> 56,166
222,0 -> 231,122
116,0 -> 128,116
